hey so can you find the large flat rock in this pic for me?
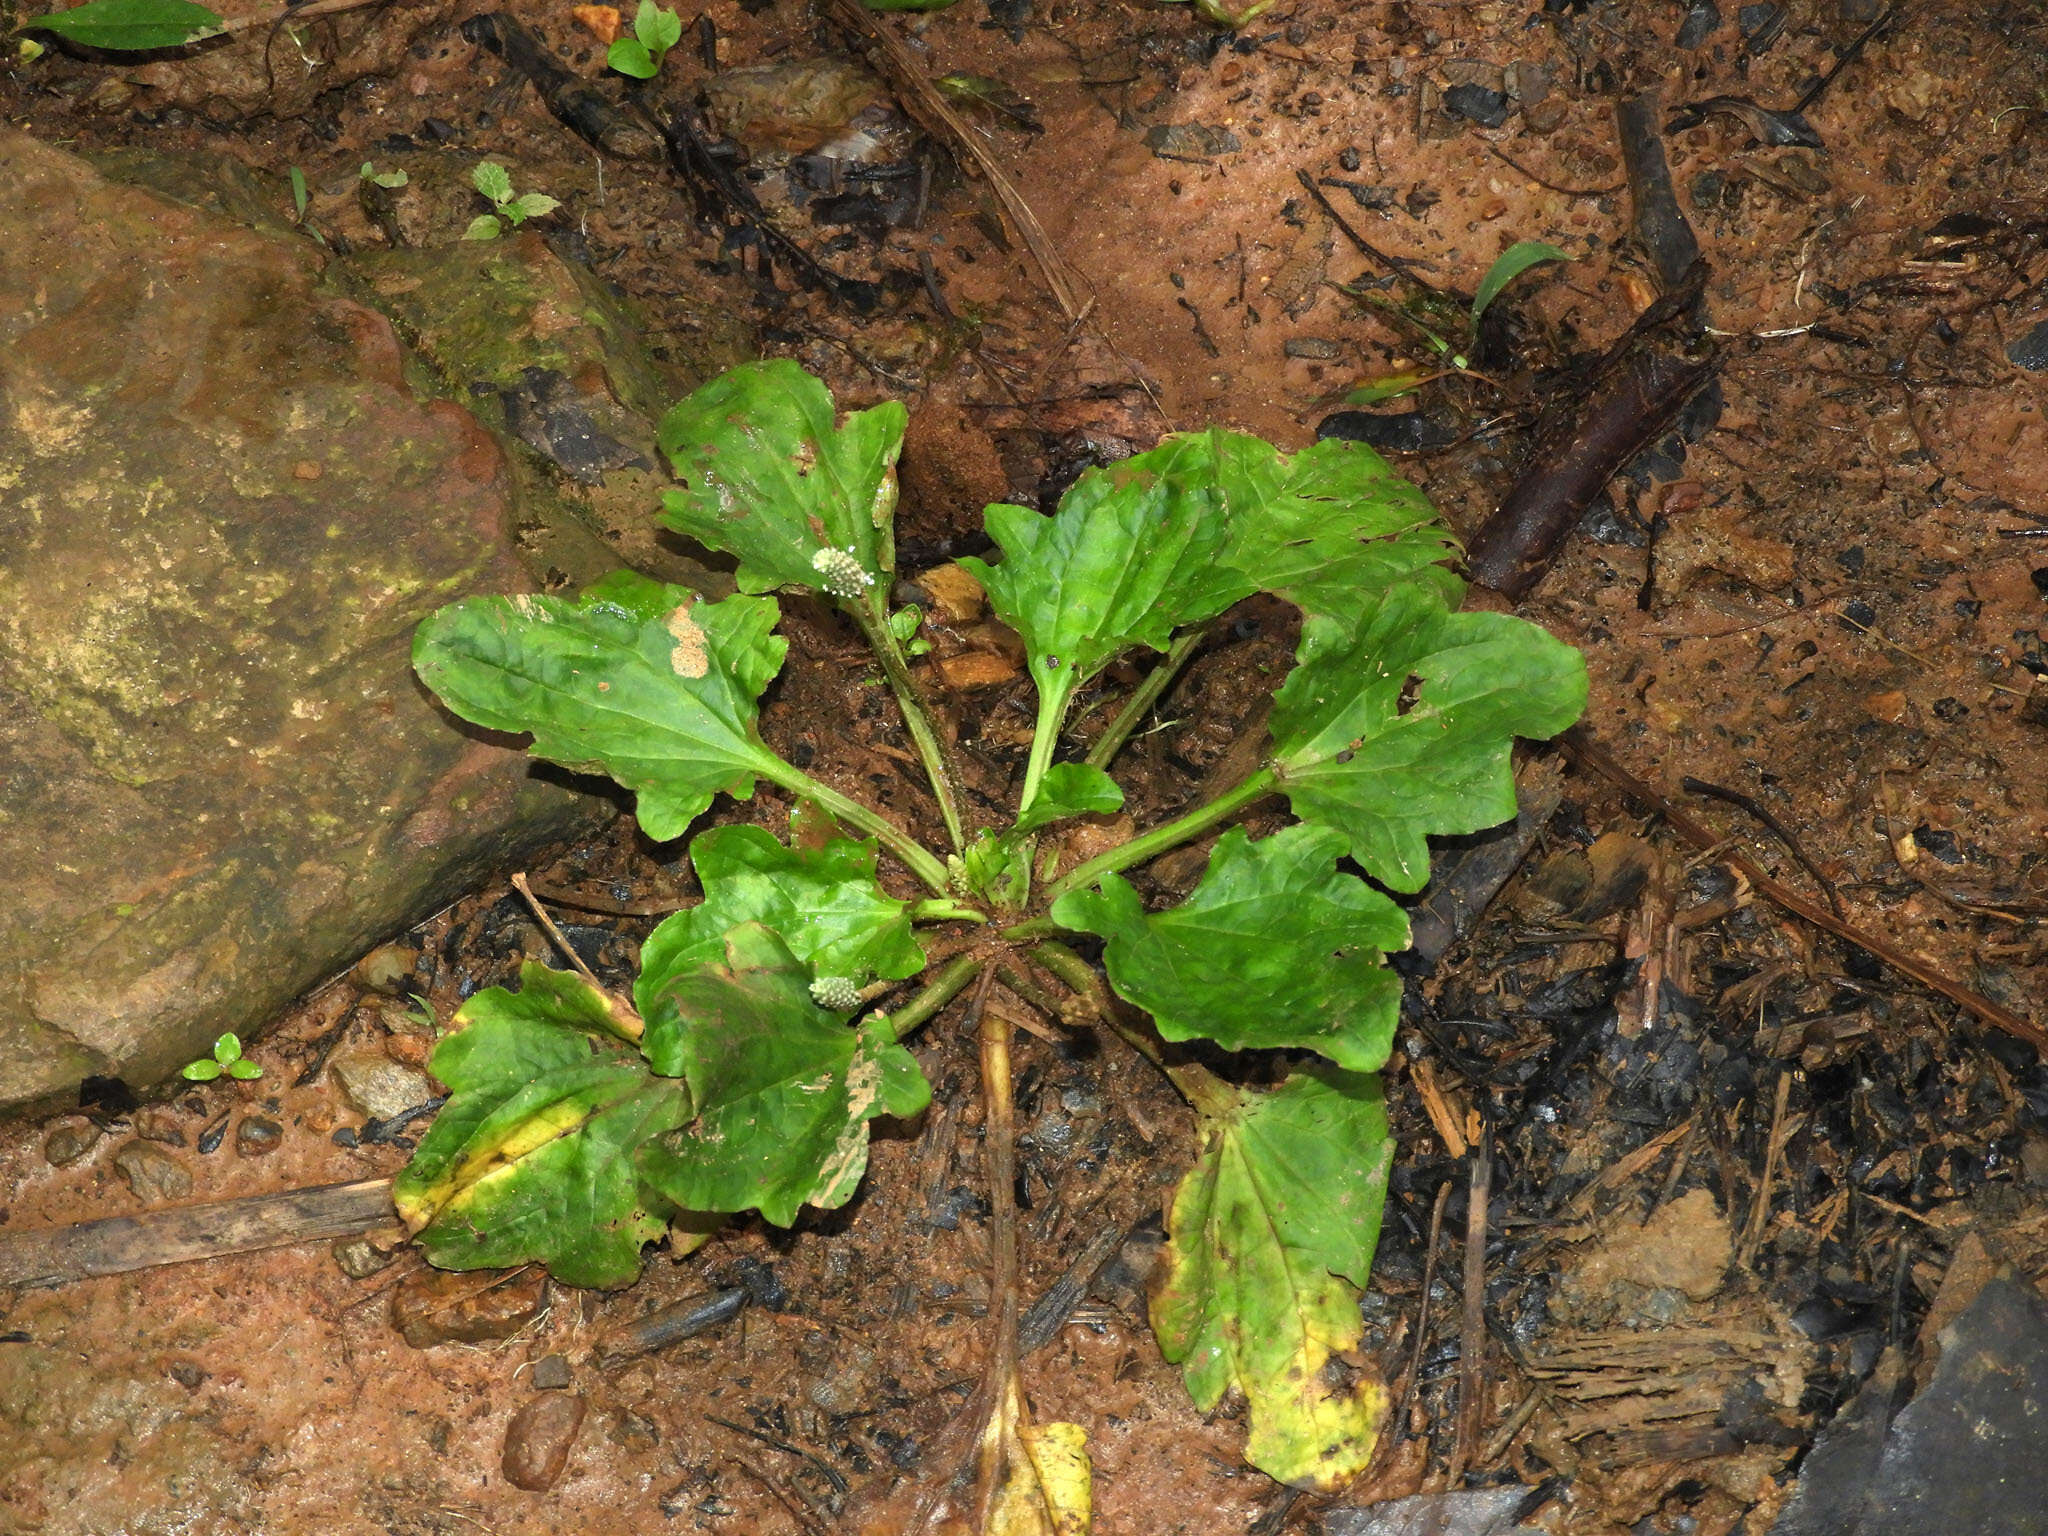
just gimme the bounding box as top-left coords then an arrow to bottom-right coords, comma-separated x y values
0,130 -> 615,1111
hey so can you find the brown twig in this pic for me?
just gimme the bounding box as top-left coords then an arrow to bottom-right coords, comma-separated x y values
1391,1179 -> 1454,1455
1738,1069 -> 1794,1269
1682,776 -> 1845,919
1295,169 -> 1446,297
1449,1132 -> 1493,1481
210,0 -> 392,37
822,0 -> 1089,323
1481,142 -> 1626,199
1562,729 -> 2048,1054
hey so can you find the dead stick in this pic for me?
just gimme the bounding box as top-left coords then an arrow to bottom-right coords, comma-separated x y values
1561,729 -> 2048,1054
0,1177 -> 396,1289
1449,1132 -> 1492,1480
821,0 -> 1089,323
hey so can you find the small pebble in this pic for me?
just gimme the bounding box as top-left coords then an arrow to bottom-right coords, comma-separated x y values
167,1359 -> 207,1390
198,1112 -> 229,1155
1284,336 -> 1344,361
391,1266 -> 547,1348
43,1118 -> 101,1167
332,1237 -> 396,1280
331,1051 -> 435,1121
530,1353 -> 573,1391
353,942 -> 421,995
133,1107 -> 188,1147
113,1141 -> 193,1204
606,1407 -> 660,1451
2006,320 -> 2048,373
1443,82 -> 1510,129
235,1115 -> 284,1157
502,1392 -> 586,1491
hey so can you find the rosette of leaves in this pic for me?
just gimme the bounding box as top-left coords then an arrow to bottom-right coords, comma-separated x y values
400,361 -> 1586,1494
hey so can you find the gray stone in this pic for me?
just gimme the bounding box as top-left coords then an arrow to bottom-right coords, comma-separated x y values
2006,320 -> 2048,373
529,1353 -> 573,1391
351,943 -> 420,997
330,1052 -> 435,1122
113,1141 -> 193,1204
1284,337 -> 1345,361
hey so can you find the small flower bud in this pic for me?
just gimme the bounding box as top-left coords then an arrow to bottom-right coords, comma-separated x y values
810,976 -> 862,1012
811,547 -> 874,601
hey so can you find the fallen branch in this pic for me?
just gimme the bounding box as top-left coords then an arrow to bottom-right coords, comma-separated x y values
0,1177 -> 396,1289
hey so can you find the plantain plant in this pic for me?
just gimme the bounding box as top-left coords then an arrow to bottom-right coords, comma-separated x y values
392,359 -> 1585,1500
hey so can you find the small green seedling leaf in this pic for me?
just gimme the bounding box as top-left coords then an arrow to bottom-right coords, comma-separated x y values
462,213 -> 503,241
1344,371 -> 1431,407
1051,825 -> 1406,1071
887,606 -> 922,644
658,359 -> 908,600
1012,762 -> 1124,836
393,963 -> 692,1289
635,821 -> 925,1041
289,166 -> 308,221
359,161 -> 409,190
471,160 -> 514,205
1470,239 -> 1572,323
636,0 -> 682,56
180,1058 -> 223,1081
411,572 -> 792,842
638,925 -> 930,1225
607,37 -> 656,76
1151,1069 -> 1393,1488
227,1058 -> 263,1080
18,37 -> 47,60
24,0 -> 221,50
505,192 -> 559,224
1269,583 -> 1587,892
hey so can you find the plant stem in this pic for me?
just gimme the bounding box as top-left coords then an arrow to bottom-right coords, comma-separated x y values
1013,672 -> 1077,823
1029,940 -> 1222,1108
1039,766 -> 1278,906
763,763 -> 952,897
878,952 -> 983,1041
852,596 -> 966,852
996,915 -> 1065,943
911,898 -> 988,925
1085,629 -> 1204,773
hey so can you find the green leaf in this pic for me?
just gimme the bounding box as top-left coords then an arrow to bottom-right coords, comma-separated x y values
506,192 -> 559,222
1012,762 -> 1124,836
638,0 -> 682,53
657,360 -> 908,599
462,213 -> 503,242
24,0 -> 220,50
471,161 -> 514,205
181,1059 -> 222,1082
226,1058 -> 263,1080
1151,1069 -> 1393,1489
288,166 -> 308,221
394,964 -> 694,1289
635,822 -> 924,1038
961,434 -> 1246,710
887,605 -> 922,643
1050,825 -> 1405,1071
212,1032 -> 243,1064
1471,239 -> 1572,322
1269,582 -> 1586,892
608,36 -> 655,74
1218,436 -> 1464,620
638,925 -> 930,1225
411,574 -> 791,842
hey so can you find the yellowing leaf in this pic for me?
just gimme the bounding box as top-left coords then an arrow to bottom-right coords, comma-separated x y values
985,1377 -> 1092,1536
1151,1070 -> 1393,1488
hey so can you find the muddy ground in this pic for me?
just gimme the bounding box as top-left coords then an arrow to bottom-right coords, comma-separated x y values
4,0 -> 2048,1532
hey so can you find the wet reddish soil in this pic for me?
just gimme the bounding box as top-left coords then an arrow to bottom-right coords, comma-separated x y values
6,1 -> 2048,1532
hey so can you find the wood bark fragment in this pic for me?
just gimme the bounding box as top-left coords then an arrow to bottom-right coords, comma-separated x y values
0,1176 -> 396,1289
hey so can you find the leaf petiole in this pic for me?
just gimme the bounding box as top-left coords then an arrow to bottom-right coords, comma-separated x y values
1014,673 -> 1078,823
760,761 -> 952,897
1084,628 -> 1205,773
911,898 -> 989,925
1039,767 -> 1278,907
850,594 -> 967,852
876,952 -> 984,1042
